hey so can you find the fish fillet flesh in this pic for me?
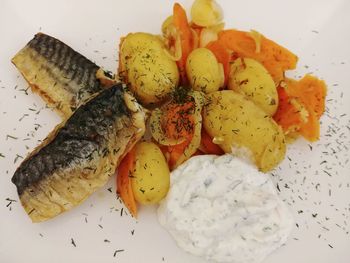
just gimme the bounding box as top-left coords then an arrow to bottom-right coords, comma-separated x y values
11,84 -> 146,222
12,33 -> 115,118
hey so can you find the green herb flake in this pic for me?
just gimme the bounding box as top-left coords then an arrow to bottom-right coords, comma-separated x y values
6,135 -> 18,140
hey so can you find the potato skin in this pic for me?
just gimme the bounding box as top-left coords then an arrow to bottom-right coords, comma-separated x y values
131,142 -> 170,204
203,90 -> 286,172
186,48 -> 222,93
120,33 -> 179,105
228,58 -> 278,116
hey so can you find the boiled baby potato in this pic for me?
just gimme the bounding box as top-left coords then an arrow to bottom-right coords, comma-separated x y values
191,0 -> 223,27
203,90 -> 286,172
228,58 -> 278,116
131,142 -> 170,204
119,32 -> 179,106
186,48 -> 223,93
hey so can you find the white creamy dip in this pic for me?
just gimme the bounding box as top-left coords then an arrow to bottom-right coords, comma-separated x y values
157,155 -> 294,263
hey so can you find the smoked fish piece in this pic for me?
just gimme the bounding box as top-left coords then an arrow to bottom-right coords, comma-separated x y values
11,84 -> 146,222
12,33 -> 115,118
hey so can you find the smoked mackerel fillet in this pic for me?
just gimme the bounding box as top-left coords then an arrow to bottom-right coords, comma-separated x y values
11,84 -> 146,222
12,33 -> 115,118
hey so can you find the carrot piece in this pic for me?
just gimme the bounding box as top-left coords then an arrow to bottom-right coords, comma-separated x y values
173,3 -> 193,84
167,138 -> 192,169
285,75 -> 327,118
190,22 -> 203,39
163,99 -> 195,140
299,110 -> 320,142
163,99 -> 196,169
116,148 -> 137,218
200,129 -> 224,155
273,75 -> 327,142
285,75 -> 326,141
218,29 -> 298,84
273,86 -> 304,132
158,143 -> 188,169
206,40 -> 232,86
192,149 -> 204,156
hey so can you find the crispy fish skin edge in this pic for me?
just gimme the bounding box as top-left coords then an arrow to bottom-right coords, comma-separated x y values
15,87 -> 147,223
11,33 -> 116,119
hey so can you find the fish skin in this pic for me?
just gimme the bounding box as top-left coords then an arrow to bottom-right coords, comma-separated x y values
11,84 -> 146,222
12,33 -> 115,118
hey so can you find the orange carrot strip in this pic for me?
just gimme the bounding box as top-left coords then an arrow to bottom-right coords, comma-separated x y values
218,29 -> 298,84
206,40 -> 232,86
164,100 -> 195,140
274,75 -> 327,142
190,22 -> 203,40
116,148 -> 137,217
192,149 -> 204,156
285,75 -> 327,118
163,99 -> 196,169
167,138 -> 192,169
173,3 -> 193,84
200,129 -> 224,155
273,86 -> 304,132
285,75 -> 326,141
299,109 -> 320,142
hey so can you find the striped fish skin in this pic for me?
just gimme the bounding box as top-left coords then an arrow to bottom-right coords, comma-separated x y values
12,33 -> 115,118
11,84 -> 146,222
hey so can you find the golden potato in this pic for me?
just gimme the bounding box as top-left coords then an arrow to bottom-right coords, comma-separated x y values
131,142 -> 170,204
186,48 -> 223,93
203,90 -> 286,172
228,58 -> 278,116
191,0 -> 223,27
119,32 -> 179,105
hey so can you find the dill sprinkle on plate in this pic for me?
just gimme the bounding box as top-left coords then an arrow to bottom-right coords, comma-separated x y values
71,238 -> 76,247
113,249 -> 124,257
6,134 -> 18,140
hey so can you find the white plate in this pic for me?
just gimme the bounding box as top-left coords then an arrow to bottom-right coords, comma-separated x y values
0,0 -> 349,262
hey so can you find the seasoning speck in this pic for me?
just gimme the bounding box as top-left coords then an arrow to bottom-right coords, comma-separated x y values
71,238 -> 76,247
276,183 -> 281,192
113,249 -> 124,257
6,134 -> 18,140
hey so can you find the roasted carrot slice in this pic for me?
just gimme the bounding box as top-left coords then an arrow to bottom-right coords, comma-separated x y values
285,75 -> 327,118
299,109 -> 320,142
162,98 -> 196,169
273,75 -> 327,142
273,86 -> 304,132
116,148 -> 137,218
164,100 -> 195,139
218,29 -> 298,84
190,22 -> 203,40
285,75 -> 326,141
173,3 -> 193,84
167,138 -> 192,169
206,40 -> 232,86
200,129 -> 224,155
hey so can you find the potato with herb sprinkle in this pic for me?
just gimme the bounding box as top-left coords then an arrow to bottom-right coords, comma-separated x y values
203,90 -> 286,172
131,142 -> 170,204
228,58 -> 278,116
186,48 -> 223,93
119,32 -> 179,106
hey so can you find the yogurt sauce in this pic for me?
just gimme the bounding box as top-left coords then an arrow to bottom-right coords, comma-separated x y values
157,154 -> 294,263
